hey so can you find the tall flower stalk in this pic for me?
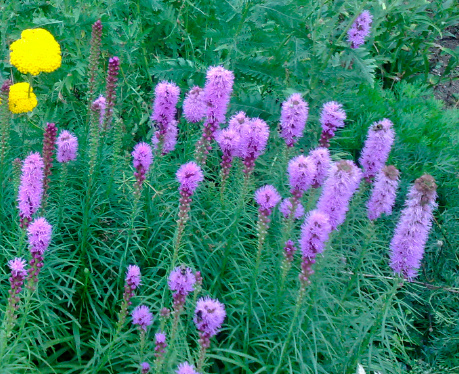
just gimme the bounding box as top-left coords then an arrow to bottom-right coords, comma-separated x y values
319,101 -> 346,148
116,265 -> 141,333
103,56 -> 120,130
347,10 -> 373,49
359,119 -> 395,183
183,86 -> 206,123
279,93 -> 308,148
367,165 -> 400,221
26,217 -> 52,291
132,142 -> 153,196
309,147 -> 331,188
194,297 -> 226,372
87,19 -> 103,107
215,128 -> 240,197
172,162 -> 203,267
41,122 -> 58,208
195,66 -> 234,165
132,305 -> 153,370
389,174 -> 437,280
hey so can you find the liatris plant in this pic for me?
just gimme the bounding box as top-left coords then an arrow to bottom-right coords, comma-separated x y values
279,93 -> 308,147
132,142 -> 153,194
359,119 -> 395,182
195,66 -> 234,165
151,81 -> 180,155
168,266 -> 196,343
116,265 -> 141,332
103,56 -> 120,130
4,257 -> 27,338
173,162 -> 204,265
389,174 -> 437,280
41,122 -> 58,206
309,147 -> 331,188
319,101 -> 346,148
287,155 -> 316,206
176,362 -> 199,374
367,165 -> 400,221
87,20 -> 103,106
141,362 -> 150,374
299,210 -> 332,289
132,305 -> 153,365
215,128 -> 240,195
26,217 -> 52,290
254,185 -> 281,256
56,130 -> 78,163
194,297 -> 226,372
228,111 -> 249,133
0,80 -> 11,171
279,198 -> 305,221
239,118 -> 270,180
93,95 -> 106,128
17,152 -> 44,228
347,10 -> 373,49
183,86 -> 206,123
154,331 -> 167,360
316,160 -> 362,230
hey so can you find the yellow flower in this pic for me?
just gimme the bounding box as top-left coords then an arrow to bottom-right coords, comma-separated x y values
10,28 -> 61,76
9,82 -> 38,113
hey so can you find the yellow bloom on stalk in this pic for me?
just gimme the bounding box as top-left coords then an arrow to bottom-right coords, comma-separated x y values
8,83 -> 37,113
10,28 -> 61,75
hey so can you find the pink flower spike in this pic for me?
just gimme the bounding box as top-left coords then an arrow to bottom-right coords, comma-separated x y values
279,93 -> 309,147
56,130 -> 78,163
288,155 -> 316,194
176,362 -> 199,374
255,185 -> 281,211
183,86 -> 206,123
194,296 -> 226,337
132,305 -> 153,332
176,162 -> 204,194
367,165 -> 400,221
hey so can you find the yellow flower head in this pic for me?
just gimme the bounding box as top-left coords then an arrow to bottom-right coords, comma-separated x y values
9,82 -> 38,114
10,28 -> 61,76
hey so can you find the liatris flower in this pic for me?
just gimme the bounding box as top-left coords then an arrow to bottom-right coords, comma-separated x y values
93,95 -> 106,127
317,160 -> 362,230
103,56 -> 120,129
239,118 -> 270,177
255,185 -> 281,245
151,81 -> 180,154
117,265 -> 141,331
132,305 -> 153,332
141,362 -> 150,374
319,101 -> 346,148
27,217 -> 52,289
195,66 -> 235,164
8,82 -> 37,114
132,142 -> 153,192
177,161 -> 204,195
5,257 -> 27,337
168,265 -> 196,312
17,152 -> 44,227
279,198 -> 305,220
348,10 -> 373,49
279,93 -> 309,147
359,119 -> 395,182
183,86 -> 206,123
309,147 -> 331,188
194,297 -> 226,370
56,130 -> 78,163
299,210 -> 331,289
88,20 -> 103,102
389,175 -> 437,280
228,111 -> 249,133
42,122 -> 58,200
9,28 -> 61,75
176,362 -> 199,374
216,128 -> 240,192
281,239 -> 297,279
154,331 -> 167,358
288,155 -> 316,200
367,165 -> 400,221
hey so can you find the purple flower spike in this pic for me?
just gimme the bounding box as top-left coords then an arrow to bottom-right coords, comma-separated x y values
176,162 -> 204,195
279,198 -> 305,220
319,102 -> 346,148
228,111 -> 249,133
132,305 -> 153,332
255,185 -> 281,213
280,93 -> 309,147
194,296 -> 226,338
317,160 -> 362,230
389,175 -> 437,280
195,66 -> 235,164
151,81 -> 180,154
42,123 -> 58,199
8,258 -> 27,279
168,266 -> 196,296
239,118 -> 270,176
141,362 -> 150,374
154,331 -> 167,358
18,152 -> 44,227
368,165 -> 400,221
309,147 -> 331,188
56,130 -> 78,163
288,155 -> 316,196
126,265 -> 141,290
299,210 -> 332,289
176,362 -> 199,374
216,128 -> 240,157
27,217 -> 52,288
348,10 -> 373,49
117,265 -> 142,331
104,56 -> 120,129
6,257 -> 27,332
93,95 -> 106,127
359,119 -> 395,182
183,86 -> 206,123
132,142 -> 153,191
